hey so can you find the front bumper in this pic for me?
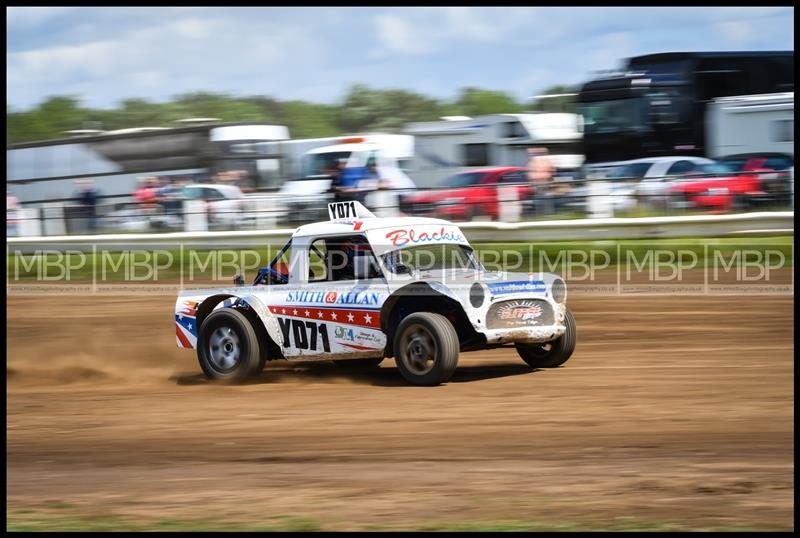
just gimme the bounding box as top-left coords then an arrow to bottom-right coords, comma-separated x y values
474,297 -> 568,345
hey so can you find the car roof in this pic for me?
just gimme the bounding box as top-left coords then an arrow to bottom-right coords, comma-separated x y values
452,166 -> 526,174
622,156 -> 713,165
184,183 -> 242,193
293,216 -> 455,239
720,152 -> 794,160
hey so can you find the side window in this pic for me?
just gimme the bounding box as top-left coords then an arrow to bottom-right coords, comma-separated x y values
463,143 -> 490,167
765,156 -> 793,170
666,160 -> 696,176
772,120 -> 793,143
324,235 -> 383,282
500,171 -> 525,183
205,188 -> 225,201
184,187 -> 201,200
308,239 -> 327,282
256,240 -> 291,286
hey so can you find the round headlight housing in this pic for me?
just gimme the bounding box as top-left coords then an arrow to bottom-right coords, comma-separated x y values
469,282 -> 485,308
551,278 -> 566,303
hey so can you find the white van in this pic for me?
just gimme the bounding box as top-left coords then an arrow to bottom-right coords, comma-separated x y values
276,135 -> 417,224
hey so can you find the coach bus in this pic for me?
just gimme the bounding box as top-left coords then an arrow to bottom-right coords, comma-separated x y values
6,121 -> 290,205
577,51 -> 794,163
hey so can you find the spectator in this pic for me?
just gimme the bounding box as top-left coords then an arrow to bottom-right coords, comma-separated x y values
134,176 -> 156,206
328,159 -> 352,203
527,147 -> 556,216
156,177 -> 183,226
74,178 -> 101,233
133,176 -> 161,228
365,157 -> 384,190
7,190 -> 20,237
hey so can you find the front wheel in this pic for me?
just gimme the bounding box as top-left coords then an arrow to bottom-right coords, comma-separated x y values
394,312 -> 460,386
516,309 -> 577,368
197,308 -> 263,382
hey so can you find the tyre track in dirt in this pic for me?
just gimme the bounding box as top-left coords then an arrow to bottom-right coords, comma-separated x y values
6,287 -> 794,530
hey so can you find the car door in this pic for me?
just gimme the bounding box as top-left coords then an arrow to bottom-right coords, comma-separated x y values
270,233 -> 390,360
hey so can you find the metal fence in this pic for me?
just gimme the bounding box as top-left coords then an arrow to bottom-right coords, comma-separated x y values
6,169 -> 794,237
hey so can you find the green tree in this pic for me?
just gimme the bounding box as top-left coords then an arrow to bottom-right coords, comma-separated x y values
6,84 -> 579,144
530,84 -> 577,113
337,84 -> 445,133
449,88 -> 522,116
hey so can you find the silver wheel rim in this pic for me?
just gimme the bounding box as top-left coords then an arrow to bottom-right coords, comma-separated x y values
400,323 -> 437,376
209,326 -> 241,372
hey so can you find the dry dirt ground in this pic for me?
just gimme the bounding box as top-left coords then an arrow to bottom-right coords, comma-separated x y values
6,283 -> 794,530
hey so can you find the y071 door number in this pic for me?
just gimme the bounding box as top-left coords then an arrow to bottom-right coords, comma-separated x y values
278,318 -> 331,352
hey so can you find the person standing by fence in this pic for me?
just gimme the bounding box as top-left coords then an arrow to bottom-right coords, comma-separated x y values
527,147 -> 556,216
73,179 -> 101,233
7,190 -> 20,236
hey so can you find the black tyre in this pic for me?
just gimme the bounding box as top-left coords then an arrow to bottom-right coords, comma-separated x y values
197,308 -> 263,382
516,309 -> 577,368
333,357 -> 384,368
394,312 -> 459,386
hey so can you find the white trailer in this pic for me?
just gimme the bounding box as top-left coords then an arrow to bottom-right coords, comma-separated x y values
273,134 -> 416,223
403,113 -> 584,188
706,92 -> 794,159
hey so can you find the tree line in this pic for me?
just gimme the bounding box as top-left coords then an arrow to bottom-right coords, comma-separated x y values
6,84 -> 576,145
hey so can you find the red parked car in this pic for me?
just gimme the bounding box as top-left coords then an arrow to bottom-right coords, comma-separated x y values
665,162 -> 766,212
399,167 -> 530,221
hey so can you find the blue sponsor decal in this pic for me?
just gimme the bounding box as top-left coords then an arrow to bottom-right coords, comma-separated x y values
487,280 -> 547,295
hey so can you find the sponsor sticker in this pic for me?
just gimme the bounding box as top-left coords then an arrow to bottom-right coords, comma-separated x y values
487,281 -> 547,295
494,299 -> 548,326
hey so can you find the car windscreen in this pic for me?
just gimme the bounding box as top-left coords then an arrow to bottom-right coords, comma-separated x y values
721,155 -> 794,172
607,162 -> 653,180
301,151 -> 352,177
442,172 -> 485,187
694,163 -> 735,175
382,244 -> 482,274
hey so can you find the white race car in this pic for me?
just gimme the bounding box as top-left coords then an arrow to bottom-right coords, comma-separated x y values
175,202 -> 576,386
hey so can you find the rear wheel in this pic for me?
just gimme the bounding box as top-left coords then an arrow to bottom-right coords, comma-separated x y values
197,308 -> 263,382
516,309 -> 576,368
394,312 -> 459,386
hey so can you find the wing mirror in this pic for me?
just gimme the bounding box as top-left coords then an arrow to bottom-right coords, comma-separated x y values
233,274 -> 245,287
395,264 -> 413,276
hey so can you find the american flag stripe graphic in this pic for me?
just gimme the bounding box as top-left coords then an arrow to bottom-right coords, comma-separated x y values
269,305 -> 380,329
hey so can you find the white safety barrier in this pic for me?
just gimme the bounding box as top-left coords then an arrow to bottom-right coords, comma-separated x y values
366,190 -> 401,218
587,181 -> 613,219
17,208 -> 42,237
183,200 -> 208,232
6,211 -> 793,253
497,186 -> 522,223
41,203 -> 67,236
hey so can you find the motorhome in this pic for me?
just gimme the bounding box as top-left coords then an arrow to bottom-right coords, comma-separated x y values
705,92 -> 794,159
403,113 -> 584,188
6,121 -> 290,205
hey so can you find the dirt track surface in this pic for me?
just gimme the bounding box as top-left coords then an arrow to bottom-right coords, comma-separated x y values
6,289 -> 795,530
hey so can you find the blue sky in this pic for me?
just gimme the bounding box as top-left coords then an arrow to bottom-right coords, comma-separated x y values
6,6 -> 795,111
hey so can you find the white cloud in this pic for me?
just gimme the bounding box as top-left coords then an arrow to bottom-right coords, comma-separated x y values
374,14 -> 434,54
7,13 -> 327,107
6,7 -> 795,110
715,20 -> 754,45
6,7 -> 72,27
442,7 -> 494,39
